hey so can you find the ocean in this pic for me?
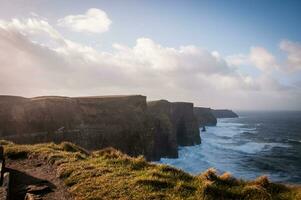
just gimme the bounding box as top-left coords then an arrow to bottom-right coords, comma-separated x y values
159,111 -> 301,184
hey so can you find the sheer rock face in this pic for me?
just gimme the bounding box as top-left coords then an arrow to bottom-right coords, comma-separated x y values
0,95 -> 201,161
193,107 -> 217,126
0,95 -> 154,159
147,100 -> 201,160
171,102 -> 201,146
212,109 -> 238,118
147,100 -> 178,160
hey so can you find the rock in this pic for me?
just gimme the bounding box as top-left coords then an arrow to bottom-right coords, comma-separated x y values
193,107 -> 217,127
0,187 -> 7,200
0,172 -> 9,200
212,109 -> 238,118
147,100 -> 178,160
26,185 -> 51,194
147,100 -> 201,160
24,193 -> 42,200
0,146 -> 5,186
0,95 -> 153,159
0,95 -> 201,161
171,102 -> 201,146
0,146 -> 3,160
0,159 -> 4,185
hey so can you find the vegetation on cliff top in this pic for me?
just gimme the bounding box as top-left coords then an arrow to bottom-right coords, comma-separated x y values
1,140 -> 301,200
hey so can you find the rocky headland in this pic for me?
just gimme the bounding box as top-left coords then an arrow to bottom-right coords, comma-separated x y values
193,107 -> 217,126
147,100 -> 200,160
212,109 -> 238,118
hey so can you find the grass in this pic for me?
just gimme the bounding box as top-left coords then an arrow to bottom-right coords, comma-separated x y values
1,140 -> 301,200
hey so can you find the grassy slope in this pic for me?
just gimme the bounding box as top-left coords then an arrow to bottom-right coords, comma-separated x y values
1,140 -> 301,200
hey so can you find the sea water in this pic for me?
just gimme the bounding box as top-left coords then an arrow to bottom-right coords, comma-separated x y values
159,111 -> 301,184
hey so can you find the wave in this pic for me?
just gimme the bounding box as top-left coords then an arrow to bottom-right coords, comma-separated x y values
161,113 -> 301,184
287,139 -> 301,144
205,125 -> 257,139
222,142 -> 290,154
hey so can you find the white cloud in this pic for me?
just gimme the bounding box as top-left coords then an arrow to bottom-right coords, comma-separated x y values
280,40 -> 301,72
226,46 -> 277,72
57,8 -> 111,33
0,18 -> 62,40
0,17 -> 299,110
249,46 -> 277,71
226,54 -> 249,66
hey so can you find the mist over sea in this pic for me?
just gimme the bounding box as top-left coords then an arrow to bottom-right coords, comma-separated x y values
159,111 -> 301,184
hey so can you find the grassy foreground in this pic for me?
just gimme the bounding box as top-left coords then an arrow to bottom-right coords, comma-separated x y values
1,140 -> 301,200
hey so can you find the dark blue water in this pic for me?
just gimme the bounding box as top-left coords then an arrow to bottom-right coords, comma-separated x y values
160,111 -> 301,184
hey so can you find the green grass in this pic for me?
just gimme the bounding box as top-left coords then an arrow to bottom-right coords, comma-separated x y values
1,140 -> 301,200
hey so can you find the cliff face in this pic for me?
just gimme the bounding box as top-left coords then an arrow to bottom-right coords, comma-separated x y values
0,95 -> 202,161
147,100 -> 177,160
0,95 -> 154,159
193,107 -> 217,126
171,102 -> 201,146
147,100 -> 200,160
212,109 -> 238,118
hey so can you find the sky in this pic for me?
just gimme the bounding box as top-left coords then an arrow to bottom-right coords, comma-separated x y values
0,0 -> 301,110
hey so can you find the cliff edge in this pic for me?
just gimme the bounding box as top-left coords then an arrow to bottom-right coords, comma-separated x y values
147,100 -> 201,160
212,109 -> 239,118
193,107 -> 217,126
0,95 -> 154,159
0,95 -> 202,161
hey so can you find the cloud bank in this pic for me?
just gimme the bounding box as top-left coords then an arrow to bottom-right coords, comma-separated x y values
226,46 -> 278,72
0,11 -> 300,110
280,40 -> 301,72
57,8 -> 111,33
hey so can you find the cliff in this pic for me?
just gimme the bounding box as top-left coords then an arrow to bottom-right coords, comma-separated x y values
171,102 -> 201,146
0,95 -> 202,161
193,107 -> 217,126
0,95 -> 154,159
147,100 -> 200,160
212,109 -> 239,118
147,100 -> 178,160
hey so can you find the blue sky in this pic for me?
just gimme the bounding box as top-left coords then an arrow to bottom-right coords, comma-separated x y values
0,0 -> 301,110
2,0 -> 301,53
